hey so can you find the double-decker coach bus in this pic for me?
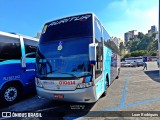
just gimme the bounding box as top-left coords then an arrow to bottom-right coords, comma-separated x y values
0,31 -> 38,104
35,13 -> 120,103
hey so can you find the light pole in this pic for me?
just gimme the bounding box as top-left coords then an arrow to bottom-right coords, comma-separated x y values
158,0 -> 160,76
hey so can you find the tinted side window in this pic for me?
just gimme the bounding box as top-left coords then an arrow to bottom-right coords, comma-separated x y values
24,38 -> 38,58
0,36 -> 21,61
102,27 -> 110,43
95,45 -> 103,78
94,18 -> 102,43
94,17 -> 103,78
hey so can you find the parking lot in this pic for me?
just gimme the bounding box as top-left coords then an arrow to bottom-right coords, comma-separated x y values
0,62 -> 160,120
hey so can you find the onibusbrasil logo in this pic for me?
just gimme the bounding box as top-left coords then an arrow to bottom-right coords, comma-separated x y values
1,112 -> 42,118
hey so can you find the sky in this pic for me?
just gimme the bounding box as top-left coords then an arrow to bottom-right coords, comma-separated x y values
0,0 -> 158,40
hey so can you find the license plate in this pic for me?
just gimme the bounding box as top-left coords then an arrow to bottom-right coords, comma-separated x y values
53,94 -> 64,98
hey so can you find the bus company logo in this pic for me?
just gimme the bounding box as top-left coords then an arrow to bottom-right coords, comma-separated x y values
48,15 -> 91,26
43,81 -> 54,85
2,112 -> 11,118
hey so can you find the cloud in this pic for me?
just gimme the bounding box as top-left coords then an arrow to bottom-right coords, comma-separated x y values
101,0 -> 158,40
125,7 -> 158,32
107,0 -> 128,10
100,0 -> 128,22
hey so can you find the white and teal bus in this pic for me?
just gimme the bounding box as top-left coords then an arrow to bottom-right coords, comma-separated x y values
35,13 -> 120,103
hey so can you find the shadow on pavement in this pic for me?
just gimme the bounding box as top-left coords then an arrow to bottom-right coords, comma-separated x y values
144,70 -> 160,83
0,92 -> 37,109
38,101 -> 95,119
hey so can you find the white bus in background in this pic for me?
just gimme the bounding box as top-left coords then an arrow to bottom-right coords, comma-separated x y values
125,57 -> 143,62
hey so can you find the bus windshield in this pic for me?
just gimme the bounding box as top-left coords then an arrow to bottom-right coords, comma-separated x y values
36,37 -> 92,78
40,14 -> 93,43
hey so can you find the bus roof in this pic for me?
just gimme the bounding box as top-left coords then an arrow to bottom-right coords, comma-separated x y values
0,31 -> 39,41
45,12 -> 94,24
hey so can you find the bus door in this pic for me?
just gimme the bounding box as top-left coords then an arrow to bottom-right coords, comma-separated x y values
111,52 -> 117,82
20,38 -> 38,91
94,17 -> 104,98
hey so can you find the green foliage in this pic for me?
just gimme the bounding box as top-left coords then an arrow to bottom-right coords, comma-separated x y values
130,39 -> 140,52
123,32 -> 158,60
152,32 -> 158,39
130,50 -> 148,57
151,52 -> 157,56
137,32 -> 144,39
123,53 -> 131,58
119,42 -> 125,55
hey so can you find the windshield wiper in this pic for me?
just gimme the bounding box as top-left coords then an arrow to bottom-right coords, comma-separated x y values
51,70 -> 78,78
36,56 -> 52,76
81,72 -> 92,75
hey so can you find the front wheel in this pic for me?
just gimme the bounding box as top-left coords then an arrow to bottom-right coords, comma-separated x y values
116,68 -> 120,79
0,85 -> 20,104
102,76 -> 109,97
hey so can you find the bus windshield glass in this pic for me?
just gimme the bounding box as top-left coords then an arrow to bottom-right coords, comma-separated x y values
36,37 -> 92,78
40,14 -> 93,43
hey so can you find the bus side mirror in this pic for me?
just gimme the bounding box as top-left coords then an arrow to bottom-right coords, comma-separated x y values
21,56 -> 26,70
21,52 -> 36,70
89,43 -> 98,66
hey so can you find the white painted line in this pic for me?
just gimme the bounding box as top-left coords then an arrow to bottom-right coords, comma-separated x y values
36,106 -> 63,112
132,80 -> 150,83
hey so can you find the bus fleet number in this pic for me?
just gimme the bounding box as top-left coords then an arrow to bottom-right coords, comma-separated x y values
59,81 -> 75,85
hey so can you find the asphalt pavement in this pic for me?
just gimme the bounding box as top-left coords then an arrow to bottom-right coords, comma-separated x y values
1,61 -> 160,120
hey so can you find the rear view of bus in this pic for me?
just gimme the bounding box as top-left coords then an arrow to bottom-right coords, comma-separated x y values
36,13 -> 120,103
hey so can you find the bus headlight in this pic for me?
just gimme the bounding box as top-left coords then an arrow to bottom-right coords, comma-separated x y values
76,82 -> 93,89
35,78 -> 43,88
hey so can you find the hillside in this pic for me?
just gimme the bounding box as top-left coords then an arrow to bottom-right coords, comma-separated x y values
120,32 -> 158,60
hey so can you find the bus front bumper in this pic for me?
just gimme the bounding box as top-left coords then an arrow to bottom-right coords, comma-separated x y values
36,86 -> 97,103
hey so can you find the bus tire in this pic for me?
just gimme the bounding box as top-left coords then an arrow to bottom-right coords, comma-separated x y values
116,76 -> 119,79
0,84 -> 21,105
116,68 -> 120,79
102,75 -> 109,97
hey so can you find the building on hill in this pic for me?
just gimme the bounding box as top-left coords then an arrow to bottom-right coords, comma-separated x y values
111,37 -> 124,49
124,30 -> 138,44
148,25 -> 157,37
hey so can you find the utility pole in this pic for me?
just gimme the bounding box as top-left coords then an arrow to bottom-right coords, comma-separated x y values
158,0 -> 160,76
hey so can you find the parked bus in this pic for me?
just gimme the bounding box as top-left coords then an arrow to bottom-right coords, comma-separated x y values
124,57 -> 144,67
35,13 -> 120,103
0,31 -> 38,104
125,57 -> 143,63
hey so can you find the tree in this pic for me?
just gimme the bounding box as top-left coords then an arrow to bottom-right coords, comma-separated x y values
119,42 -> 125,55
122,32 -> 158,61
137,32 -> 144,39
130,39 -> 140,52
123,53 -> 131,58
137,34 -> 151,50
152,32 -> 158,39
125,40 -> 132,52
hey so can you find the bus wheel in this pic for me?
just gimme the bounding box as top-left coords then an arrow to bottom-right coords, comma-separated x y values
1,84 -> 20,104
116,68 -> 120,79
102,75 -> 109,97
116,76 -> 119,79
